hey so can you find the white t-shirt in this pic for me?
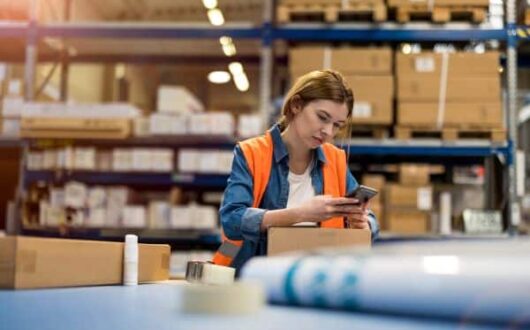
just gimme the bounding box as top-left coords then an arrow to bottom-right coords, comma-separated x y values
286,161 -> 317,227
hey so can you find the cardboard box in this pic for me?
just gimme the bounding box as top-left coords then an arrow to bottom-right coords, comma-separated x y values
397,102 -> 503,128
344,75 -> 394,99
386,184 -> 433,210
0,236 -> 170,289
289,47 -> 392,75
397,75 -> 500,102
267,227 -> 371,256
388,0 -> 489,6
399,164 -> 430,185
386,210 -> 430,234
396,52 -> 499,77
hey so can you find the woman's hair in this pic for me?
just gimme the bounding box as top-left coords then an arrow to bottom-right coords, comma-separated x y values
278,70 -> 354,138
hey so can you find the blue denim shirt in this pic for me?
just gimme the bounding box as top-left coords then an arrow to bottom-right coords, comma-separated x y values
220,124 -> 379,271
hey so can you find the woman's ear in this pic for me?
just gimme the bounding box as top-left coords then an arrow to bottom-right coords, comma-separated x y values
290,95 -> 302,115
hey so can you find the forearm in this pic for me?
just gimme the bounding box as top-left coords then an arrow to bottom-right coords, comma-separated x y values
260,208 -> 301,231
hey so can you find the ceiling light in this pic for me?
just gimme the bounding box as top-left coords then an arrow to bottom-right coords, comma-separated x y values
219,36 -> 232,46
222,43 -> 237,57
234,73 -> 249,92
207,9 -> 224,26
202,0 -> 217,10
228,62 -> 243,75
208,71 -> 231,84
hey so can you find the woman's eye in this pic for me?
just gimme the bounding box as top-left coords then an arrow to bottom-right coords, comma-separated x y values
318,114 -> 328,122
333,123 -> 341,129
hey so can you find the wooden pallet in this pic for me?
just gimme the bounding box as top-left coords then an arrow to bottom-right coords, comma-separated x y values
277,3 -> 387,24
20,117 -> 132,140
348,125 -> 391,139
394,126 -> 506,142
525,8 -> 530,26
393,5 -> 487,23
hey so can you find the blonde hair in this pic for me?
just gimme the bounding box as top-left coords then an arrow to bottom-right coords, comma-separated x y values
278,70 -> 354,138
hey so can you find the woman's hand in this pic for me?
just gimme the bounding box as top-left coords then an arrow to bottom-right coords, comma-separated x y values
345,202 -> 371,231
296,195 -> 362,223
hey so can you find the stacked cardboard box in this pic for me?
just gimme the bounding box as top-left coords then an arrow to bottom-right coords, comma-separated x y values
1,69 -> 23,136
385,164 -> 433,234
396,51 -> 503,129
289,46 -> 393,125
362,174 -> 385,228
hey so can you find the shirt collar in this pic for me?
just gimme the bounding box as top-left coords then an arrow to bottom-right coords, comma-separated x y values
269,124 -> 327,165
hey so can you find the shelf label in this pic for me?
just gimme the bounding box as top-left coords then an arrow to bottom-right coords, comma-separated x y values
463,209 -> 502,233
352,102 -> 372,118
415,57 -> 435,72
172,173 -> 195,183
417,187 -> 432,211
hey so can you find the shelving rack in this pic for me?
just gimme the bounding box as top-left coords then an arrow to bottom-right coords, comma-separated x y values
2,0 -> 522,238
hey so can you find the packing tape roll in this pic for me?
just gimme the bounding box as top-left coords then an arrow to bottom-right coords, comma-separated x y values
185,261 -> 235,285
180,283 -> 266,314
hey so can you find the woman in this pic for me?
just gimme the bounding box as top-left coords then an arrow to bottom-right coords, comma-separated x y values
213,70 -> 379,272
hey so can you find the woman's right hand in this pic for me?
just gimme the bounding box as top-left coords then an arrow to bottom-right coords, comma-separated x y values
296,195 -> 362,223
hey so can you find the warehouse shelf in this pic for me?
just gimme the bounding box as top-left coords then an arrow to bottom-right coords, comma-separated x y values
272,24 -> 507,42
341,139 -> 510,159
0,136 -> 23,147
37,22 -> 262,39
0,21 -> 28,37
21,225 -> 221,245
25,135 -> 236,149
24,171 -> 229,188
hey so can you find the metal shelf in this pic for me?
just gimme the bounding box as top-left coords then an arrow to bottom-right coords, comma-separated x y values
26,135 -> 236,149
24,171 -> 229,188
272,24 -> 507,42
340,139 -> 510,158
0,21 -> 28,37
21,225 -> 221,245
37,22 -> 262,39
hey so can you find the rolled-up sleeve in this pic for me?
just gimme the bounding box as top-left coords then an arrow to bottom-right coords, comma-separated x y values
346,170 -> 380,240
219,145 -> 265,243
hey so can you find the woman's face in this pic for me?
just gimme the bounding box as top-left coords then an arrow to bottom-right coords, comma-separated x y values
290,99 -> 349,149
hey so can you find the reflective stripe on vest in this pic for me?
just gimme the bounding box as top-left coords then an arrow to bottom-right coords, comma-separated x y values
212,131 -> 346,266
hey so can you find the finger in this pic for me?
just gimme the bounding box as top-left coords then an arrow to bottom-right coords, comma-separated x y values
349,221 -> 370,230
332,197 -> 360,205
334,205 -> 364,213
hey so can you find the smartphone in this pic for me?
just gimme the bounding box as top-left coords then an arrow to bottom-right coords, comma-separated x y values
346,185 -> 378,204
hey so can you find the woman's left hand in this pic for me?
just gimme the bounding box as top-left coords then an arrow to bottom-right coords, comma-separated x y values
345,203 -> 371,231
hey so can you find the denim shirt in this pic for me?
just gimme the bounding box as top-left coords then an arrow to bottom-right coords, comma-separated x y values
219,124 -> 379,272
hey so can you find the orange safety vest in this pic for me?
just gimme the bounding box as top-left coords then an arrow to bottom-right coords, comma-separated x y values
212,131 -> 347,266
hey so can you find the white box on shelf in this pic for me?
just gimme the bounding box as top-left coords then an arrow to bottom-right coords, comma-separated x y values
157,85 -> 204,115
122,206 -> 147,228
42,150 -> 57,170
27,151 -> 44,170
149,114 -> 173,135
133,117 -> 150,137
132,148 -> 152,172
170,206 -> 193,229
1,118 -> 20,136
188,114 -> 210,135
112,148 -> 133,172
193,205 -> 218,230
178,149 -> 199,173
151,149 -> 174,172
209,112 -> 235,135
106,206 -> 122,228
86,208 -> 106,227
58,147 -> 75,170
217,151 -> 234,174
49,188 -> 65,208
7,79 -> 22,96
40,202 -> 66,227
148,201 -> 171,229
238,114 -> 263,138
64,181 -> 88,209
74,147 -> 96,171
88,187 -> 107,209
1,97 -> 23,117
199,151 -> 219,173
107,186 -> 130,207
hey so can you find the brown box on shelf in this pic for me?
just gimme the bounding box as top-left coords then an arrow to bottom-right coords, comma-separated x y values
344,75 -> 394,125
289,47 -> 392,76
388,0 -> 489,6
396,52 -> 500,77
385,184 -> 433,210
386,209 -> 430,234
399,164 -> 430,186
0,236 -> 170,289
397,102 -> 503,128
279,0 -> 342,4
267,227 -> 371,256
370,202 -> 384,230
350,98 -> 393,125
20,118 -> 132,139
397,75 -> 500,102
